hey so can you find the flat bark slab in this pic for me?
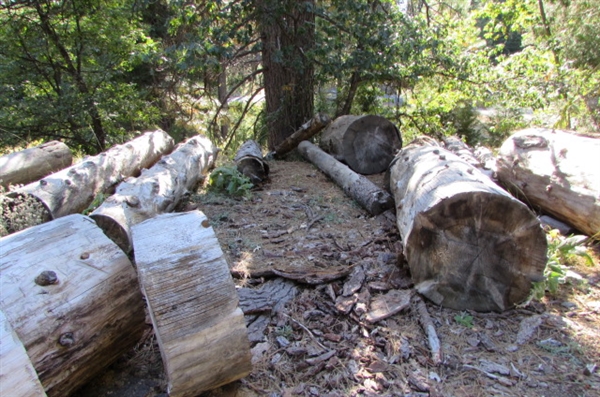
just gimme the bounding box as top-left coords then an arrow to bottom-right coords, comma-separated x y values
365,289 -> 413,323
0,214 -> 145,396
132,211 -> 252,397
496,128 -> 600,237
0,141 -> 72,188
272,260 -> 354,284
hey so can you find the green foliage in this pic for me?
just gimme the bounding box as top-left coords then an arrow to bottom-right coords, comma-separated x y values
208,165 -> 253,198
454,312 -> 474,328
82,193 -> 106,216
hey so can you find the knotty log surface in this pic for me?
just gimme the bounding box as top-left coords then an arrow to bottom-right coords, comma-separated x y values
234,140 -> 269,184
298,141 -> 393,216
0,141 -> 72,188
132,211 -> 252,397
273,113 -> 331,158
496,128 -> 600,237
320,115 -> 402,174
389,144 -> 547,311
91,135 -> 217,253
0,214 -> 145,396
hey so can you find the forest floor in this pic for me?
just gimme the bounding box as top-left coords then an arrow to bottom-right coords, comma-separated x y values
74,158 -> 600,397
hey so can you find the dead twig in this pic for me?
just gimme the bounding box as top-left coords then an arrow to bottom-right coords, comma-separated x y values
414,294 -> 442,366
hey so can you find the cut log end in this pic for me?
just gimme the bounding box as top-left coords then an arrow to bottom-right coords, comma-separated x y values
91,214 -> 131,254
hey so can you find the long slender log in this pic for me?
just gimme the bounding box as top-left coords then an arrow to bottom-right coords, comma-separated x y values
389,144 -> 547,312
0,214 -> 146,397
298,141 -> 393,216
273,113 -> 331,158
9,130 -> 174,220
496,128 -> 600,238
91,135 -> 218,253
0,141 -> 72,188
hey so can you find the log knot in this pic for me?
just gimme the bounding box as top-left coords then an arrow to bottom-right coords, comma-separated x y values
35,270 -> 58,286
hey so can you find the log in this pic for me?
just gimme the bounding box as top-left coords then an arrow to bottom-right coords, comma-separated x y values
0,141 -> 72,188
234,139 -> 269,184
10,129 -> 174,220
132,211 -> 252,397
0,214 -> 146,396
496,128 -> 600,238
298,140 -> 394,216
90,135 -> 217,253
0,310 -> 47,397
273,113 -> 331,158
320,115 -> 402,174
389,144 -> 547,312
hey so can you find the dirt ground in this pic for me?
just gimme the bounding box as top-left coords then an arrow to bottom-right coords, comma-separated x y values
74,159 -> 600,397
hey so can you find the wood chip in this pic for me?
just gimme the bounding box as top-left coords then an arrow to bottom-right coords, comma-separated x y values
342,264 -> 366,296
516,314 -> 543,345
306,350 -> 336,365
365,289 -> 413,323
335,294 -> 358,314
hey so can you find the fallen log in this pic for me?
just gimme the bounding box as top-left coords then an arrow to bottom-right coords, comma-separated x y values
234,140 -> 269,184
389,144 -> 547,312
132,211 -> 252,397
320,115 -> 402,174
0,214 -> 146,396
496,128 -> 600,238
9,130 -> 174,221
0,141 -> 72,188
273,113 -> 331,158
298,140 -> 394,216
91,135 -> 217,253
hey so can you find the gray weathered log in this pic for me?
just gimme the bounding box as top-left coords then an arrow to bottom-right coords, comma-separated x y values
234,140 -> 269,184
389,144 -> 547,312
298,140 -> 394,216
91,135 -> 217,253
273,113 -> 331,158
0,141 -> 72,188
0,214 -> 145,397
496,128 -> 600,238
320,115 -> 402,174
132,211 -> 252,397
10,130 -> 174,220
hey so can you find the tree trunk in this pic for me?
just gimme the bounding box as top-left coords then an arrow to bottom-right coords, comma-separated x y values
10,129 -> 174,221
90,135 -> 217,253
234,140 -> 269,184
0,214 -> 146,397
320,115 -> 402,175
0,141 -> 72,188
273,113 -> 331,158
298,141 -> 393,216
496,128 -> 600,238
132,211 -> 252,397
389,144 -> 547,312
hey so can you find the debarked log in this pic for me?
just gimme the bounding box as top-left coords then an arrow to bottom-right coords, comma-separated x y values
10,129 -> 174,220
298,141 -> 394,216
91,135 -> 218,253
132,211 -> 252,397
496,128 -> 600,238
389,144 -> 547,312
0,214 -> 146,396
0,141 -> 72,188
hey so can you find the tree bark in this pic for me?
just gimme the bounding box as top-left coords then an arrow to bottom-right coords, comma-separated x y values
90,135 -> 217,253
0,141 -> 72,188
0,214 -> 146,397
298,141 -> 393,216
389,144 -> 547,312
10,129 -> 174,221
273,113 -> 331,158
496,128 -> 600,238
320,115 -> 402,175
132,211 -> 252,397
234,139 -> 269,184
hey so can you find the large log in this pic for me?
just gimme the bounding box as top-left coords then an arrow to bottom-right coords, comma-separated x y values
10,129 -> 174,220
389,144 -> 547,312
320,115 -> 402,174
0,141 -> 72,188
90,135 -> 217,253
298,141 -> 393,216
273,113 -> 331,158
234,139 -> 269,184
0,214 -> 146,396
496,128 -> 600,237
132,211 -> 252,397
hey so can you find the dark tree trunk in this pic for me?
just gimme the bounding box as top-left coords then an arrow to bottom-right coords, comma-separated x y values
258,0 -> 315,151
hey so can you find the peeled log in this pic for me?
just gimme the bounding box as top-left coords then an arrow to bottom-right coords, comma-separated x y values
496,128 -> 600,237
298,141 -> 394,216
0,214 -> 146,396
0,141 -> 72,188
10,130 -> 174,220
320,115 -> 402,174
91,135 -> 217,253
389,145 -> 547,312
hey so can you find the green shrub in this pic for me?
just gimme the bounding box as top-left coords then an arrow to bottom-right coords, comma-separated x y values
208,165 -> 253,198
